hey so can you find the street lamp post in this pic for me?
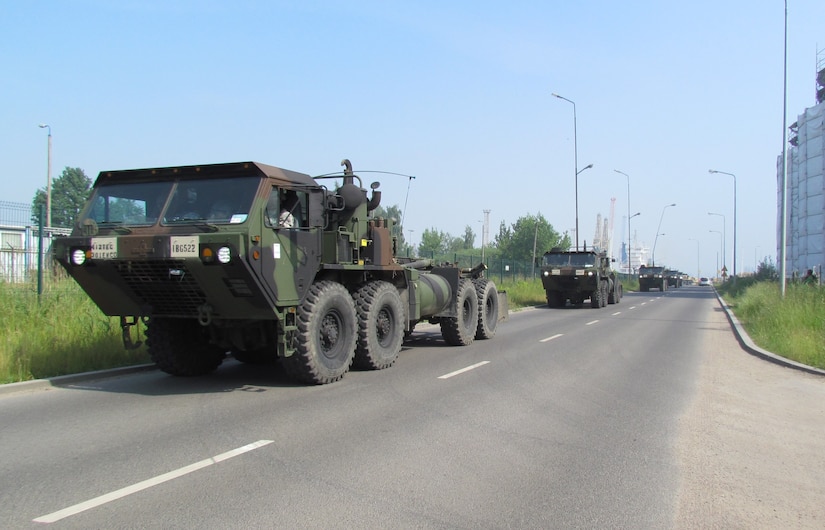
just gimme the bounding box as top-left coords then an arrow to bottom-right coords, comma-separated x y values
614,169 -> 632,273
575,163 -> 594,248
552,93 -> 591,251
38,124 -> 52,228
708,212 -> 726,277
628,212 -> 641,272
709,169 -> 737,278
652,203 -> 676,266
710,230 -> 723,280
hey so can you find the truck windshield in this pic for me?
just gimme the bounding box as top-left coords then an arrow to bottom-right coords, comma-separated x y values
543,253 -> 596,267
640,266 -> 665,274
82,177 -> 261,226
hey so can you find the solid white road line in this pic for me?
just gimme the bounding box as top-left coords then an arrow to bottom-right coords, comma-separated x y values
540,333 -> 564,343
33,440 -> 275,524
438,361 -> 490,379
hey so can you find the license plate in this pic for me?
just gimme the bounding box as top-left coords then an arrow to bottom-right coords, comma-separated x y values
170,236 -> 199,257
91,237 -> 118,259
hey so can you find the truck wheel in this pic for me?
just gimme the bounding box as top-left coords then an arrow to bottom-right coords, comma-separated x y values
146,317 -> 224,376
474,278 -> 499,340
283,281 -> 357,384
441,279 -> 478,346
602,282 -> 608,307
607,282 -> 616,304
353,281 -> 405,370
590,284 -> 602,308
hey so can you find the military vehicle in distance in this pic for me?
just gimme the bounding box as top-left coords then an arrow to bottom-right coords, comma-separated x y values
539,247 -> 622,308
52,159 -> 508,385
638,265 -> 668,292
667,270 -> 684,288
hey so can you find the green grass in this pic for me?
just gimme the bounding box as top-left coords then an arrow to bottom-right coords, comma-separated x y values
0,280 -> 149,384
719,280 -> 825,370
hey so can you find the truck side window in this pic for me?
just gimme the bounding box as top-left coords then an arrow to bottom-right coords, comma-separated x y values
266,188 -> 306,228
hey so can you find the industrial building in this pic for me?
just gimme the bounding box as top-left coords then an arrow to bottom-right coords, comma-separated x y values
778,48 -> 825,277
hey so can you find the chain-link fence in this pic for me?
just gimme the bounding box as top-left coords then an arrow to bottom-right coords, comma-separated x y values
0,201 -> 68,286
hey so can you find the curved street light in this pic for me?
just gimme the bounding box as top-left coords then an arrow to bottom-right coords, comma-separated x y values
552,92 -> 587,250
614,169 -> 632,272
709,169 -> 737,278
652,203 -> 676,266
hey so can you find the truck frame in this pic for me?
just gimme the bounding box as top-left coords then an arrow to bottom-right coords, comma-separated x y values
52,159 -> 508,384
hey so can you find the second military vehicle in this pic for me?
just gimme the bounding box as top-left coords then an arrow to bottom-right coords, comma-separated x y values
539,247 -> 622,308
638,265 -> 668,292
52,159 -> 508,385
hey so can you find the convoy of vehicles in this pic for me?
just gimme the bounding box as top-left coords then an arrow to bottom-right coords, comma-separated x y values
52,159 -> 508,385
539,248 -> 622,308
638,265 -> 668,292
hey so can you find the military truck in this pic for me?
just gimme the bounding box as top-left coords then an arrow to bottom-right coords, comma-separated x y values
638,265 -> 667,292
52,159 -> 508,385
666,270 -> 683,288
539,247 -> 622,308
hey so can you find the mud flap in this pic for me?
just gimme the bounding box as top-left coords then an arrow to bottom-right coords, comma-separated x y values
497,290 -> 509,321
120,316 -> 143,350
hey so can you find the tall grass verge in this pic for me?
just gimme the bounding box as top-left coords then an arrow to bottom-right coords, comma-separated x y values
0,280 -> 149,384
720,281 -> 825,369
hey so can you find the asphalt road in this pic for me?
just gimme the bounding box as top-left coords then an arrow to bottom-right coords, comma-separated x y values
1,286 -> 823,528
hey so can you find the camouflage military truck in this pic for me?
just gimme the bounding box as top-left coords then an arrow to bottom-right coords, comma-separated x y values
638,265 -> 667,292
52,159 -> 508,385
666,270 -> 683,288
539,248 -> 623,308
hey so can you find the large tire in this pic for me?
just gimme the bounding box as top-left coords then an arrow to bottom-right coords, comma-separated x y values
440,278 -> 478,346
474,278 -> 499,340
146,317 -> 224,376
601,281 -> 608,307
353,281 -> 405,370
282,281 -> 357,384
590,283 -> 602,308
607,282 -> 616,304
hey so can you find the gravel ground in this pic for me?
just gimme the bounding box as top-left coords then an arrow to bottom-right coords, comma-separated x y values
674,302 -> 825,528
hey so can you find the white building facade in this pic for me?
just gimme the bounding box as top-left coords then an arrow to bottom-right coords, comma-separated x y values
779,100 -> 825,276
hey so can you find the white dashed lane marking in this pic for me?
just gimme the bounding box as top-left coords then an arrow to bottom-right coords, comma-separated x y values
34,440 -> 275,523
438,361 -> 490,379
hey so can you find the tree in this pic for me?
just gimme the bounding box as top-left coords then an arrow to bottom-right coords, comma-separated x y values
419,227 -> 450,255
462,225 -> 475,250
32,167 -> 92,228
494,213 -> 568,262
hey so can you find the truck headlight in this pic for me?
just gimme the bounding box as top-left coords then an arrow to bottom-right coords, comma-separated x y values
71,249 -> 87,265
217,246 -> 232,264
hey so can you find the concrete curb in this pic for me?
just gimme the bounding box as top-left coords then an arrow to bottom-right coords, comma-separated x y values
0,364 -> 157,396
715,289 -> 825,377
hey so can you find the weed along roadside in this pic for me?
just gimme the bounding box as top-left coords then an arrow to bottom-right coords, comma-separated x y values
0,280 -> 151,385
716,280 -> 825,372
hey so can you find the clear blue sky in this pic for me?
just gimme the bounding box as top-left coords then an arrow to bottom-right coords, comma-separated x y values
2,0 -> 821,277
